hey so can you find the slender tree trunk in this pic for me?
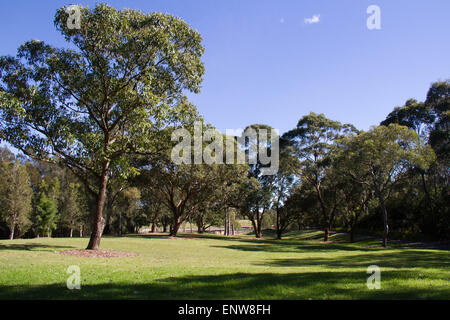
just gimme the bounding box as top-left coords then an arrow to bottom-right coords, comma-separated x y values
9,224 -> 14,240
79,225 -> 83,237
224,213 -> 228,236
151,221 -> 156,233
86,163 -> 109,250
118,212 -> 122,236
324,225 -> 330,242
276,208 -> 282,239
69,228 -> 73,238
9,217 -> 16,240
380,198 -> 389,247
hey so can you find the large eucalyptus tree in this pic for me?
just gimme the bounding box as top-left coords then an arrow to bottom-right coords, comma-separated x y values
0,4 -> 204,249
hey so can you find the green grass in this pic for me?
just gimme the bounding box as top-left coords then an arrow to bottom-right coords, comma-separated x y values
0,230 -> 448,299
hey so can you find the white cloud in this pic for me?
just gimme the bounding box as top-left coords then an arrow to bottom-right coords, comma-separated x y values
304,14 -> 320,24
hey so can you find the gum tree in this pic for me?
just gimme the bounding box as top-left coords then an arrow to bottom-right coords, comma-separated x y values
0,159 -> 33,240
284,112 -> 356,241
337,124 -> 435,247
0,4 -> 204,249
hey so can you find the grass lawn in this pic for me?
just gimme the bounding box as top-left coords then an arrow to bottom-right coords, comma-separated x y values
0,230 -> 448,299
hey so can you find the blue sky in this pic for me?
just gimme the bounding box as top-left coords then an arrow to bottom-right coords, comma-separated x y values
1,0 -> 449,134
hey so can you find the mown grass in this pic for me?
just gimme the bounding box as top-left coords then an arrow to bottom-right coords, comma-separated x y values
0,230 -> 448,299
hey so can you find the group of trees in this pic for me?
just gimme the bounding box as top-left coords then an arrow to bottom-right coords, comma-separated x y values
0,148 -> 88,239
279,81 -> 448,245
0,4 -> 448,248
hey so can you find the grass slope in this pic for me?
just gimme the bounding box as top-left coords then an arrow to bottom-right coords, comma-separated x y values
0,231 -> 448,299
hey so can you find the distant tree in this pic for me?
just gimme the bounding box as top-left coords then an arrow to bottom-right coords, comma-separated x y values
381,99 -> 435,139
331,161 -> 371,243
231,124 -> 278,239
0,159 -> 32,239
140,159 -> 246,237
114,187 -> 141,235
59,183 -> 84,237
425,80 -> 449,162
0,146 -> 15,162
284,112 -> 356,241
270,138 -> 299,239
0,4 -> 204,249
337,124 -> 435,247
36,196 -> 58,237
140,187 -> 163,233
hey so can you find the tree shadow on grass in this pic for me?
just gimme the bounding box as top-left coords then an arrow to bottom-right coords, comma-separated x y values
256,250 -> 450,270
0,243 -> 77,252
129,232 -> 385,254
210,241 -> 384,254
128,233 -> 244,241
0,270 -> 448,300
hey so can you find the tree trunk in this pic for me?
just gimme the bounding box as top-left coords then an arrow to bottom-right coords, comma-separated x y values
118,212 -> 122,237
255,219 -> 262,238
9,224 -> 14,240
276,208 -> 282,239
151,221 -> 156,233
169,213 -> 182,237
224,214 -> 228,236
324,226 -> 330,242
376,189 -> 389,248
276,229 -> 282,240
380,200 -> 389,248
86,163 -> 109,250
80,225 -> 83,237
169,221 -> 181,237
250,218 -> 257,238
69,228 -> 73,238
196,215 -> 204,233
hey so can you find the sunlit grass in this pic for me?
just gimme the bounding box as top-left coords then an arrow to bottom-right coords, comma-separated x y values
0,231 -> 448,299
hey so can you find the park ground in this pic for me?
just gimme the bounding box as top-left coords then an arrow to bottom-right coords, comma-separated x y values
0,230 -> 449,299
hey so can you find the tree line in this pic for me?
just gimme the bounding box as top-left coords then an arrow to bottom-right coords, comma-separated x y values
0,4 -> 448,248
